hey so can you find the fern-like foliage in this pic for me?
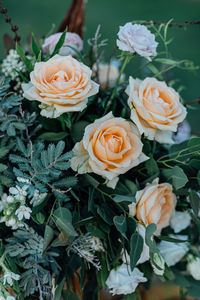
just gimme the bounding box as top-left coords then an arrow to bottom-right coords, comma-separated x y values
9,139 -> 77,200
5,226 -> 59,299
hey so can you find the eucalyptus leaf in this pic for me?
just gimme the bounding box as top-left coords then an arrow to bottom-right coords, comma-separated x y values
130,233 -> 143,270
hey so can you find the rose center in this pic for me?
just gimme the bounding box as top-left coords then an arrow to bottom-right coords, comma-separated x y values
104,134 -> 123,153
53,70 -> 70,82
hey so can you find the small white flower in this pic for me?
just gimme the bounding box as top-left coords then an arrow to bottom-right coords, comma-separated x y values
3,272 -> 20,286
15,205 -> 32,221
152,252 -> 165,276
30,190 -> 47,207
90,237 -> 104,252
187,254 -> 200,280
9,185 -> 28,202
106,263 -> 147,295
170,211 -> 191,233
6,196 -> 15,204
158,235 -> 188,267
17,177 -> 30,184
1,49 -> 26,81
5,218 -> 17,228
117,23 -> 158,59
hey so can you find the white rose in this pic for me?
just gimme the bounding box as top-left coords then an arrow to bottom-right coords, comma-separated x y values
106,263 -> 147,295
187,254 -> 200,280
158,235 -> 188,267
170,211 -> 191,233
42,32 -> 83,57
117,23 -> 158,59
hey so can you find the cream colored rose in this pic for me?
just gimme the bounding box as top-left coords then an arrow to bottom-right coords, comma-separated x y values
71,112 -> 148,188
93,63 -> 125,89
126,77 -> 187,143
135,178 -> 176,235
22,55 -> 99,118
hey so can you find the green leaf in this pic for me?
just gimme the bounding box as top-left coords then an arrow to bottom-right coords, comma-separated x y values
157,236 -> 188,243
71,121 -> 90,143
38,131 -> 69,141
0,163 -> 7,172
62,290 -> 80,300
54,278 -> 66,300
51,31 -> 67,57
54,208 -> 77,237
155,58 -> 179,65
16,43 -> 33,72
122,293 -> 136,300
164,166 -> 188,190
145,156 -> 159,177
113,215 -> 127,238
124,179 -> 137,196
172,166 -> 188,189
54,207 -> 72,223
43,225 -> 54,254
84,174 -> 99,188
189,190 -> 200,217
113,195 -> 136,203
55,217 -> 78,237
130,233 -> 143,270
31,33 -> 40,58
145,223 -> 157,249
147,63 -> 163,80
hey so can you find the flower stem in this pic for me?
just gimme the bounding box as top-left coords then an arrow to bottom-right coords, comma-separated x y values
104,53 -> 134,114
135,287 -> 142,300
59,115 -> 66,131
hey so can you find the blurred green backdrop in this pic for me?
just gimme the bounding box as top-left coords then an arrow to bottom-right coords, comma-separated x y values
0,0 -> 200,131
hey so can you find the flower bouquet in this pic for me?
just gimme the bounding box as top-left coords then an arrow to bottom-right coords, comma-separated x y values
0,1 -> 200,299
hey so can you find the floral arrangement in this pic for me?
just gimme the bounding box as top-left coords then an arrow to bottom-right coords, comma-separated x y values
0,2 -> 200,300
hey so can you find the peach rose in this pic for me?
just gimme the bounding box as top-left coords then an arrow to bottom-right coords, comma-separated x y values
135,178 -> 176,235
71,112 -> 148,188
22,55 -> 99,118
126,77 -> 187,143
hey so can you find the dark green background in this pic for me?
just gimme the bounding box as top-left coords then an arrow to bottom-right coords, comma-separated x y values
0,0 -> 200,131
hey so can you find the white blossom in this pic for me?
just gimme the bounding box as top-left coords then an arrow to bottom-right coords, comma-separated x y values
187,254 -> 200,280
30,190 -> 47,207
170,210 -> 191,233
9,185 -> 28,202
15,205 -> 32,221
106,263 -> 147,295
3,272 -> 20,286
157,235 -> 188,267
117,23 -> 158,59
90,237 -> 104,252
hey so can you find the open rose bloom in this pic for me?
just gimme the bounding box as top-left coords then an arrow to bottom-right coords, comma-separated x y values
71,112 -> 148,188
42,32 -> 83,57
135,178 -> 177,235
22,55 -> 99,118
126,77 -> 187,143
117,23 -> 158,59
